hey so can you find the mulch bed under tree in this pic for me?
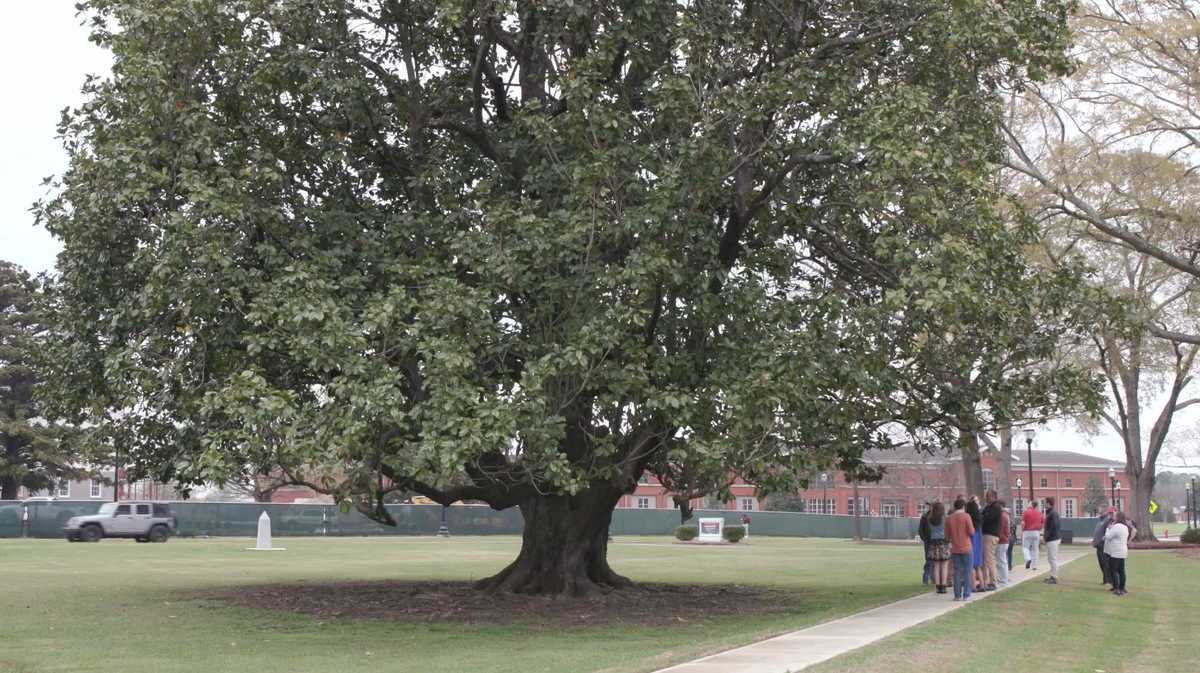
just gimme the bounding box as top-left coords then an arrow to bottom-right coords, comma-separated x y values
200,580 -> 802,626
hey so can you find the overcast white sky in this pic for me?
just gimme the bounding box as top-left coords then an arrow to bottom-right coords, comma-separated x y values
1,4 -> 1194,471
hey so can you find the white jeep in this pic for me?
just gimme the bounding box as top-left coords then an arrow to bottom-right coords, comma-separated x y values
64,501 -> 177,543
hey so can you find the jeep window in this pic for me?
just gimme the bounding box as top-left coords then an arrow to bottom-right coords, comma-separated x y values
136,504 -> 150,515
153,504 -> 170,516
115,504 -> 131,515
98,503 -> 117,515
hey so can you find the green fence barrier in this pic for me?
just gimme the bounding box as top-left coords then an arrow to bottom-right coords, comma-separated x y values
0,500 -> 1110,542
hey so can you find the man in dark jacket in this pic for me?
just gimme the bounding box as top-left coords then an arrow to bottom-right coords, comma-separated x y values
980,490 -> 1002,591
918,503 -> 933,585
1092,507 -> 1115,585
1042,496 -> 1062,584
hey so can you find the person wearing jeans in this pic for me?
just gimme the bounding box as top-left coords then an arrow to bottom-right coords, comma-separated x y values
1020,501 -> 1044,570
945,496 -> 976,601
919,504 -> 934,585
1043,497 -> 1062,584
1092,508 -> 1115,585
1104,511 -> 1131,596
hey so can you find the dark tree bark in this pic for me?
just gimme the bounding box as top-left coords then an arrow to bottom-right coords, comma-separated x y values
1,475 -> 17,501
475,487 -> 632,596
958,431 -> 985,498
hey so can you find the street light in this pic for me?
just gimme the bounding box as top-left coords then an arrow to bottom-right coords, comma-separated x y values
1108,467 -> 1116,509
820,473 -> 829,515
1186,481 -> 1193,528
1023,428 -> 1036,504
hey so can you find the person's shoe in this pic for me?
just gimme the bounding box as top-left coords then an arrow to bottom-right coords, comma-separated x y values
986,584 -> 997,591
1026,561 -> 1031,569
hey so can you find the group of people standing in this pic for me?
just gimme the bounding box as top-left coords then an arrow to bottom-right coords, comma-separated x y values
1091,507 -> 1136,596
919,492 -> 1064,601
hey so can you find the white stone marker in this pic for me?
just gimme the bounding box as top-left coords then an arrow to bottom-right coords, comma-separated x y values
246,510 -> 286,551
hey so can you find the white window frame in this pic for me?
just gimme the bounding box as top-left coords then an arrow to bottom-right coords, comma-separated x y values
807,498 -> 819,514
56,481 -> 71,498
846,496 -> 868,516
1063,498 -> 1076,518
89,480 -> 102,498
982,469 -> 995,492
738,497 -> 757,512
635,496 -> 652,509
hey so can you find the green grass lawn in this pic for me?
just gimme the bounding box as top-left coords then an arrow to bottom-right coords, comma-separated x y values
0,536 -> 926,673
804,549 -> 1200,673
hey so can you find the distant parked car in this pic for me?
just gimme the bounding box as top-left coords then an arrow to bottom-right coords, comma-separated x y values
64,502 -> 177,543
282,507 -> 331,534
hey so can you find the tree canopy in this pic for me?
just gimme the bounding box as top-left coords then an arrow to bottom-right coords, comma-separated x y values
42,0 -> 1075,594
0,261 -> 80,500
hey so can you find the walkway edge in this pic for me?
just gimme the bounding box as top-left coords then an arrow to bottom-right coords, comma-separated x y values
651,547 -> 1087,673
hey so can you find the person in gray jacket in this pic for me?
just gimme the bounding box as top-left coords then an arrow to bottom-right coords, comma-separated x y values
1092,507 -> 1115,585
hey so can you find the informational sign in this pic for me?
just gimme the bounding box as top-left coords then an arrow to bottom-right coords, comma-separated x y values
1149,500 -> 1158,515
698,517 -> 724,542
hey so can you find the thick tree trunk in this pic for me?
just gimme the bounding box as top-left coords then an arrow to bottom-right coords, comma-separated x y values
958,431 -> 985,498
475,489 -> 632,596
1,476 -> 18,501
1129,470 -> 1157,541
997,426 -> 1013,506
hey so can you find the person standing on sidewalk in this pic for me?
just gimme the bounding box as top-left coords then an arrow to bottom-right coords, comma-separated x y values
966,496 -> 984,591
1042,497 -> 1062,584
995,501 -> 1011,587
928,502 -> 951,594
980,490 -> 1002,591
919,502 -> 934,586
1020,500 -> 1044,570
945,497 -> 976,601
1006,504 -> 1017,571
1092,507 -> 1115,585
1104,511 -> 1131,596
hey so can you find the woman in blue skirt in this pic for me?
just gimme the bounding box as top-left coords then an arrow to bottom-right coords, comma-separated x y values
966,496 -> 984,591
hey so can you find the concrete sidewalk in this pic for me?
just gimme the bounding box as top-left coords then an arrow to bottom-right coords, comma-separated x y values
653,546 -> 1087,673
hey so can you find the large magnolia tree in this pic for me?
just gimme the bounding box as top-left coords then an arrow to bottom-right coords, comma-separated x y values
41,0 -> 1072,594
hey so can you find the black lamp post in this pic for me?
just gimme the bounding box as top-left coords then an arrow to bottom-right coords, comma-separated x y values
820,473 -> 829,515
1023,428 -> 1036,504
1108,467 -> 1116,509
437,504 -> 450,537
1190,478 -> 1198,529
1186,481 -> 1193,529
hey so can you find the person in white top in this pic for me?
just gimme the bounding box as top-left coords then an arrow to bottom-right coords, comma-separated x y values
1103,511 -> 1132,596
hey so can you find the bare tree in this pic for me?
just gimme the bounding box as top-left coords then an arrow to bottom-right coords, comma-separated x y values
1004,0 -> 1200,538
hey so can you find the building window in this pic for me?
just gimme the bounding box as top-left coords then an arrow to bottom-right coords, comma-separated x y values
881,501 -> 905,518
916,502 -> 930,516
738,497 -> 757,512
57,481 -> 70,498
635,496 -> 651,509
1063,498 -> 1076,518
982,469 -> 995,492
1014,498 -> 1025,513
808,498 -> 836,514
846,497 -> 868,516
1065,478 -> 1073,488
1115,497 -> 1124,512
89,480 -> 102,498
1040,478 -> 1048,488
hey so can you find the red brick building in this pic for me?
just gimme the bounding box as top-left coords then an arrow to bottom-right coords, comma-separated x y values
620,447 -> 1128,517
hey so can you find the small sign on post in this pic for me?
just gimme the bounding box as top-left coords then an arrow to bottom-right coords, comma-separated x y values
697,517 -> 724,542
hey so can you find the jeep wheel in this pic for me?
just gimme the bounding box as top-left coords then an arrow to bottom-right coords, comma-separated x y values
81,525 -> 103,542
148,525 -> 169,543
135,537 -> 147,543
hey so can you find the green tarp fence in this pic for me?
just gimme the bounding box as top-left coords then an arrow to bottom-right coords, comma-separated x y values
0,500 -> 1114,541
